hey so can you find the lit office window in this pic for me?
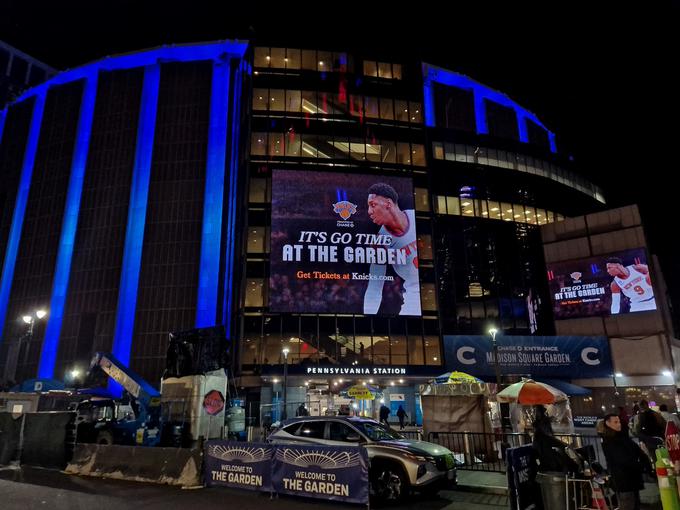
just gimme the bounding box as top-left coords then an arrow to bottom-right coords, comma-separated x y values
270,48 -> 286,69
415,187 -> 430,212
254,47 -> 270,67
363,60 -> 378,77
285,48 -> 301,69
251,133 -> 267,156
245,279 -> 265,307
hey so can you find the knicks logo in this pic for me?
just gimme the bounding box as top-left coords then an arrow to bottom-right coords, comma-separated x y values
570,272 -> 582,283
333,201 -> 358,220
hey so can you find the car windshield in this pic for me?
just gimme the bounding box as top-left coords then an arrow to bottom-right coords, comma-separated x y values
354,421 -> 405,441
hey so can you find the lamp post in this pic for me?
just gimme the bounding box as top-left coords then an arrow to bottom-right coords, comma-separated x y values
488,327 -> 502,392
282,347 -> 290,420
6,309 -> 47,383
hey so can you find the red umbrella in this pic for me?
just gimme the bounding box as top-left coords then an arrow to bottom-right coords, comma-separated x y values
496,379 -> 567,405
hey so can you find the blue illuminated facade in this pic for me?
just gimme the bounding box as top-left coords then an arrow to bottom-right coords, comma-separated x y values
0,40 -> 603,390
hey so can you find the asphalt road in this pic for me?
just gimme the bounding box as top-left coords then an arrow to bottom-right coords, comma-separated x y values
0,466 -> 508,510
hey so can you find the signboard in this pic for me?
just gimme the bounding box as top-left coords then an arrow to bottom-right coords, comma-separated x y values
506,445 -> 539,510
573,416 -> 598,427
547,248 -> 656,319
203,390 -> 225,416
304,365 -> 407,376
347,386 -> 375,400
205,441 -> 273,491
443,335 -> 613,379
270,169 -> 421,316
272,444 -> 369,504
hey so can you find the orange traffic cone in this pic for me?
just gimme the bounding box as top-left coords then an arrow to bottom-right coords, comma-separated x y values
590,481 -> 609,510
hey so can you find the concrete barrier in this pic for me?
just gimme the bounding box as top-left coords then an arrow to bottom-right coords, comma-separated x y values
66,444 -> 202,486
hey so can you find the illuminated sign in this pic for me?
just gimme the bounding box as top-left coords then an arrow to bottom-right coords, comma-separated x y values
270,169 -> 421,315
305,366 -> 408,375
546,248 -> 656,319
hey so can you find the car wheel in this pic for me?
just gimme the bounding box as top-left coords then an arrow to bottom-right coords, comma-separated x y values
370,462 -> 409,503
96,431 -> 114,445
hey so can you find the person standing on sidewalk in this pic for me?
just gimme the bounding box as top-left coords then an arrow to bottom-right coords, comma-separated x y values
396,405 -> 408,430
601,413 -> 646,510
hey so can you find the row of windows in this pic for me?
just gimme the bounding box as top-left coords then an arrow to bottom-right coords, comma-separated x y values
252,88 -> 422,123
432,141 -> 605,203
251,132 -> 426,165
243,278 -> 438,312
434,195 -> 564,225
362,60 -> 402,80
254,47 -> 349,72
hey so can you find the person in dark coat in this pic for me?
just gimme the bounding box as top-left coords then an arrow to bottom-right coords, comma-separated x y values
532,405 -> 579,473
396,405 -> 408,430
379,404 -> 390,425
601,413 -> 646,510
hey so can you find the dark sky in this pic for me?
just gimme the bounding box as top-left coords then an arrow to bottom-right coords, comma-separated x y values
1,1 -> 679,296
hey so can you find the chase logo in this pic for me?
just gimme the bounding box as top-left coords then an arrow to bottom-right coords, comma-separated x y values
570,272 -> 582,283
333,201 -> 357,220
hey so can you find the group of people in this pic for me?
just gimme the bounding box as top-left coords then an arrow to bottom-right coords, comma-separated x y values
379,403 -> 409,429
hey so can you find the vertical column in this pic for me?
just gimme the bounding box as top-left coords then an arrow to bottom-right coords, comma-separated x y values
0,109 -> 6,143
548,132 -> 557,153
196,59 -> 230,328
38,74 -> 99,378
109,64 -> 160,396
473,92 -> 488,135
0,92 -> 46,344
517,113 -> 529,144
422,70 -> 436,128
222,61 -> 244,332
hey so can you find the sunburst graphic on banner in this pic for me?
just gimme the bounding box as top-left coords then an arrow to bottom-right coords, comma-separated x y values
275,448 -> 363,469
207,444 -> 273,463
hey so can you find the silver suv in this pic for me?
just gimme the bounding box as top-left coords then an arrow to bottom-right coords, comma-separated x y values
267,416 -> 456,501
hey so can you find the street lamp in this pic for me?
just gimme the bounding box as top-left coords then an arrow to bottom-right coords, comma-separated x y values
282,347 -> 290,420
488,327 -> 502,391
7,309 -> 47,383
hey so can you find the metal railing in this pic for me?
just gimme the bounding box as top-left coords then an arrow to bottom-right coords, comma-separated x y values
426,431 -> 604,473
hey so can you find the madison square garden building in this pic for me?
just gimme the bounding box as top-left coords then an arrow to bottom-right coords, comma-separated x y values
0,40 -> 614,421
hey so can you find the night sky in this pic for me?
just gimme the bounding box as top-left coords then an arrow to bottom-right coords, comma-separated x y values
1,1 -> 679,307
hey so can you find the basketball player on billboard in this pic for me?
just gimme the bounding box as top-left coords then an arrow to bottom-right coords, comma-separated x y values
606,257 -> 656,314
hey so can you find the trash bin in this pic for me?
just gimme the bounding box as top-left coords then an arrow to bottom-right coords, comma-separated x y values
536,471 -> 569,510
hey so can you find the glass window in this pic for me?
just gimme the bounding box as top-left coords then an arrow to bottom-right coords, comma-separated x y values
286,48 -> 301,69
301,134 -> 318,157
251,133 -> 267,156
425,336 -> 441,365
249,178 -> 267,203
301,90 -> 318,114
433,142 -> 444,160
268,132 -> 284,156
488,200 -> 501,220
512,203 -> 524,222
392,63 -> 402,80
285,131 -> 301,156
332,52 -> 348,72
556,214 -> 565,222
524,205 -> 537,225
269,89 -> 285,112
270,48 -> 286,68
247,227 -> 266,253
446,196 -> 461,215
455,144 -> 467,163
366,140 -> 381,162
301,50 -> 317,70
546,210 -> 555,223
315,135 -> 332,158
391,335 -> 407,365
245,279 -> 264,307
379,98 -> 394,120
317,51 -> 331,71
444,143 -> 456,161
381,140 -> 396,163
460,197 -> 474,216
501,202 -> 513,222
286,90 -> 301,112
252,88 -> 269,111
295,421 -> 326,439
364,97 -> 379,118
414,187 -> 430,212
378,62 -> 393,79
349,138 -> 366,160
411,144 -> 426,166
396,143 -> 411,164
254,47 -> 270,68
418,234 -> 433,260
480,200 -> 489,218
435,196 -> 447,214
407,329 -> 424,365
536,208 -> 547,225
329,422 -> 357,441
349,95 -> 363,117
409,102 -> 422,123
421,283 -> 437,311
487,148 -> 498,167
395,100 -> 409,122
477,148 -> 488,165
363,60 -> 378,77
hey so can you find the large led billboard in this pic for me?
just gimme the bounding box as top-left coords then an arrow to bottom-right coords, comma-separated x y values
547,248 -> 656,319
270,169 -> 421,315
